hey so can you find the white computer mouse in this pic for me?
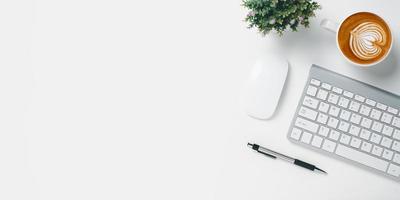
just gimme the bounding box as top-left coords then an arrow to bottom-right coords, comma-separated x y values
243,54 -> 289,120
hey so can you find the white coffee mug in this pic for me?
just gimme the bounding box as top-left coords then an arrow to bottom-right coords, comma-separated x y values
321,12 -> 393,67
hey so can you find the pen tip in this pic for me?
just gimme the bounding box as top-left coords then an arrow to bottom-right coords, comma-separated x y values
315,167 -> 327,174
247,143 -> 253,148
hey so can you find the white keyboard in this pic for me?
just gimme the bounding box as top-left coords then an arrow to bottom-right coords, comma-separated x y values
288,65 -> 400,182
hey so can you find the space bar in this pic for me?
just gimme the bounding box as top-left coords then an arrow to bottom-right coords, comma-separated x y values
335,144 -> 389,172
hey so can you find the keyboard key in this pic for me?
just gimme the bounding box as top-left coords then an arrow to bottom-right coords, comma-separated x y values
354,95 -> 365,102
371,133 -> 382,144
336,144 -> 388,172
361,118 -> 372,129
306,85 -> 318,96
339,110 -> 351,121
366,99 -> 376,107
388,107 -> 398,115
371,121 -> 383,133
318,126 -> 329,137
349,101 -> 360,112
327,93 -> 339,104
381,137 -> 393,148
321,83 -> 332,90
317,89 -> 328,100
290,128 -> 302,140
387,164 -> 400,177
360,129 -> 371,140
339,134 -> 351,145
301,132 -> 313,144
382,125 -> 393,137
327,117 -> 339,129
343,90 -> 354,98
329,130 -> 340,141
317,113 -> 328,124
361,141 -> 372,153
329,106 -> 340,117
360,105 -> 371,116
381,113 -> 393,124
392,141 -> 400,152
349,125 -> 360,136
372,145 -> 383,157
311,135 -> 323,148
303,96 -> 319,109
338,97 -> 349,108
322,139 -> 336,152
332,87 -> 342,94
310,79 -> 320,86
338,121 -> 350,132
382,149 -> 394,160
394,130 -> 400,140
350,113 -> 362,124
298,106 -> 318,121
392,117 -> 400,128
318,102 -> 329,113
350,137 -> 361,148
295,118 -> 319,133
393,154 -> 400,164
370,109 -> 382,120
377,103 -> 387,111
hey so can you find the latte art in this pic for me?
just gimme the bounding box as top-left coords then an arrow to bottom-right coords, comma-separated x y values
349,22 -> 387,60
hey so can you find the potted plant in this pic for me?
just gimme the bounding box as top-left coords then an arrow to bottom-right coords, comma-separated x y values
243,0 -> 321,36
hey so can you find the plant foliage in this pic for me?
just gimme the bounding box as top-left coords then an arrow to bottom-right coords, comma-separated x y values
243,0 -> 320,36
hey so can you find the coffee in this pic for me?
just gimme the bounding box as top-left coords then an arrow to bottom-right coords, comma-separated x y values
337,12 -> 391,65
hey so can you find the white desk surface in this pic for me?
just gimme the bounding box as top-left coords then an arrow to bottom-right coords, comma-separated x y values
2,0 -> 400,199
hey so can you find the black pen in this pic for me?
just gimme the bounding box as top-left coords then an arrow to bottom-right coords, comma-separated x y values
247,143 -> 327,174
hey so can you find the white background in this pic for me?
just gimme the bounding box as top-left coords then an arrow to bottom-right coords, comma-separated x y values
2,0 -> 400,199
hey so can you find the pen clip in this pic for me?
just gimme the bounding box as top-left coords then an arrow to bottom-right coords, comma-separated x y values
258,151 -> 277,159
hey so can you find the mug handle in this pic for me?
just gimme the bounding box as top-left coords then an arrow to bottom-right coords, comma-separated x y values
320,19 -> 339,33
